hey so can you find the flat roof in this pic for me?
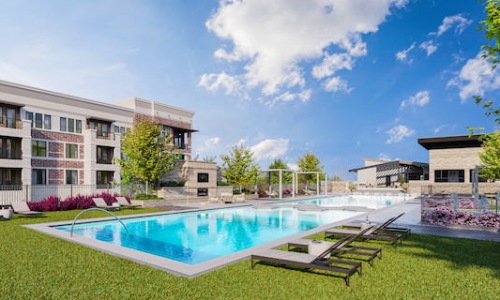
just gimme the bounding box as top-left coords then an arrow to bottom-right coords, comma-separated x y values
349,160 -> 428,172
418,134 -> 483,150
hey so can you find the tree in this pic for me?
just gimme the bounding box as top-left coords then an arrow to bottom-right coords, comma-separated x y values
472,1 -> 500,181
117,118 -> 180,193
268,159 -> 293,184
479,132 -> 500,181
296,152 -> 324,184
220,145 -> 260,193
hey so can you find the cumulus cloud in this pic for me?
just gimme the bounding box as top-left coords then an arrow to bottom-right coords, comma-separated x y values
395,43 -> 415,63
323,76 -> 352,93
419,40 -> 438,56
447,52 -> 500,102
251,138 -> 289,160
386,125 -> 414,144
400,90 -> 430,109
433,14 -> 472,37
202,0 -> 406,103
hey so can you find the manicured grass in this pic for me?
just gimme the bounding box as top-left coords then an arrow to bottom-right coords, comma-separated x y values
0,210 -> 499,299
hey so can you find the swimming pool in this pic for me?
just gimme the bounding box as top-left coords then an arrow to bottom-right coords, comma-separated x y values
27,194 -> 407,277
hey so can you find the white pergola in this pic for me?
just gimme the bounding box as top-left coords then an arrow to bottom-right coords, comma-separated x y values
261,169 -> 327,199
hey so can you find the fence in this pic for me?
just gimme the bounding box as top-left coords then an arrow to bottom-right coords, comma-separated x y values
420,193 -> 499,227
0,184 -> 122,205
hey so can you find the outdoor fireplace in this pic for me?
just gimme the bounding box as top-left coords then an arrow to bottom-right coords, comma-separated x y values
197,188 -> 208,197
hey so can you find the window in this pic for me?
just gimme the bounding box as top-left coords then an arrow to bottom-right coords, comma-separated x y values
0,137 -> 21,159
173,130 -> 185,149
65,170 -> 78,184
66,144 -> 78,159
96,122 -> 110,138
68,118 -> 75,133
32,169 -> 46,185
6,107 -> 16,128
0,105 -> 19,128
434,170 -> 464,183
34,113 -> 43,128
76,119 -> 82,133
60,117 -> 67,132
26,111 -> 33,127
32,140 -> 47,157
44,114 -> 51,129
0,168 -> 22,186
97,146 -> 114,164
96,171 -> 114,186
469,169 -> 488,183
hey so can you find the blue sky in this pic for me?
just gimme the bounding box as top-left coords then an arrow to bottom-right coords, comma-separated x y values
0,0 -> 499,179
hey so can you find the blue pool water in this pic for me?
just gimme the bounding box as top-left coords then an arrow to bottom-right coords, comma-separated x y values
55,195 -> 404,265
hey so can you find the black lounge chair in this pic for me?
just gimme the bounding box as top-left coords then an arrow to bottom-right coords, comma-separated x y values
287,237 -> 382,266
250,227 -> 375,286
324,214 -> 405,247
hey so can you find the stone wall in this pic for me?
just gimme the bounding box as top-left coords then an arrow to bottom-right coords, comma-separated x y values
408,180 -> 500,195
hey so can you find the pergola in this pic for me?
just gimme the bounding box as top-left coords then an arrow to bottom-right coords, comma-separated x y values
260,169 -> 325,199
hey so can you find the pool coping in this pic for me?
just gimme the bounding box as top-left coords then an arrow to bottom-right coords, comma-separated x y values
24,197 -> 408,278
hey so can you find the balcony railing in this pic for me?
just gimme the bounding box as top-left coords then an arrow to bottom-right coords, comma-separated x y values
0,119 -> 23,129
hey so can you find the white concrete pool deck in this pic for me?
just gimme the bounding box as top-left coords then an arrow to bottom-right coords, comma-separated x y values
25,195 -> 499,278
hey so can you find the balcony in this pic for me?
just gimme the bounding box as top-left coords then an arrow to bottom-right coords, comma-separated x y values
0,119 -> 22,129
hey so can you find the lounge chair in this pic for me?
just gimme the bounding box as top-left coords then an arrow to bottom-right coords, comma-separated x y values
250,227 -> 375,286
93,197 -> 120,211
287,237 -> 382,266
324,215 -> 405,247
10,202 -> 43,216
342,213 -> 411,237
115,196 -> 141,209
218,193 -> 233,204
233,193 -> 245,203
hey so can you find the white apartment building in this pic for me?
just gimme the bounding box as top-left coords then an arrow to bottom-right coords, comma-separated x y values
0,80 -> 196,194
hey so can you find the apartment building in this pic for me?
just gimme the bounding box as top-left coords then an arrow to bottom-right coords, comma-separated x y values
0,80 -> 195,195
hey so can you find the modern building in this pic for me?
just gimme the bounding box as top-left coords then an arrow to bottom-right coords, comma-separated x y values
409,134 -> 499,194
349,158 -> 429,188
0,79 -> 196,201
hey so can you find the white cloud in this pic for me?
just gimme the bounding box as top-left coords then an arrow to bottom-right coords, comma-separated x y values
202,0 -> 405,101
447,52 -> 500,102
434,14 -> 472,37
419,40 -> 438,56
396,43 -> 415,63
198,72 -> 243,96
312,53 -> 354,79
323,77 -> 352,93
385,125 -> 414,144
251,138 -> 289,160
400,90 -> 430,108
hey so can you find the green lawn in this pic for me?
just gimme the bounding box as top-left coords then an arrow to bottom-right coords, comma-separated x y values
0,210 -> 499,300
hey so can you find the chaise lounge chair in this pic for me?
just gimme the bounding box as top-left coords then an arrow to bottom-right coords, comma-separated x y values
342,213 -> 411,237
287,236 -> 382,266
250,227 -> 375,286
324,214 -> 405,247
93,197 -> 120,211
10,202 -> 43,216
115,196 -> 141,209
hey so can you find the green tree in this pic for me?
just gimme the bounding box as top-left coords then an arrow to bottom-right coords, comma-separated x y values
268,159 -> 293,184
479,132 -> 500,181
472,1 -> 500,181
220,145 -> 260,193
117,118 -> 180,193
296,152 -> 324,184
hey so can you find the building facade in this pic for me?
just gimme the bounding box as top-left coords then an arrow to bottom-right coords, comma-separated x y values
0,80 -> 195,201
349,158 -> 428,188
409,134 -> 500,194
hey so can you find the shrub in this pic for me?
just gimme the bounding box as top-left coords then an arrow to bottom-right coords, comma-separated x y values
26,192 -> 123,212
422,206 -> 500,227
134,193 -> 160,200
